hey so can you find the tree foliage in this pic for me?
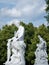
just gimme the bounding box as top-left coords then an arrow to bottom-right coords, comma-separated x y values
45,0 -> 49,24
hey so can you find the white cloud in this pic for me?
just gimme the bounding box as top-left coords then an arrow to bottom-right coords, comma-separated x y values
0,8 -> 21,17
0,0 -> 47,28
38,4 -> 46,14
0,0 -> 46,18
7,19 -> 20,26
21,5 -> 34,15
0,19 -> 20,29
0,21 -> 6,29
19,0 -> 46,18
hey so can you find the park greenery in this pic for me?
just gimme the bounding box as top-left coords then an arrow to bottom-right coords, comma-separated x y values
0,22 -> 49,65
0,0 -> 49,65
45,0 -> 49,25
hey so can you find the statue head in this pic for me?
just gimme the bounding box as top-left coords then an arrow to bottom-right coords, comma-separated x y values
37,35 -> 46,50
38,35 -> 44,43
38,35 -> 42,40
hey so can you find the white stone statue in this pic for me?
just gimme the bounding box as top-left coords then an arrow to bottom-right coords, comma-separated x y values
4,22 -> 26,65
34,35 -> 48,65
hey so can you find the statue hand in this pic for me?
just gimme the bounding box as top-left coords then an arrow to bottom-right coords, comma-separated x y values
4,60 -> 9,64
16,38 -> 19,41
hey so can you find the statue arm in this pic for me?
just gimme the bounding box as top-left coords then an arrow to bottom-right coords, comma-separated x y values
7,40 -> 11,61
14,30 -> 19,37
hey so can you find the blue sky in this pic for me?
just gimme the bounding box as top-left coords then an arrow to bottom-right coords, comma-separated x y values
0,0 -> 47,28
